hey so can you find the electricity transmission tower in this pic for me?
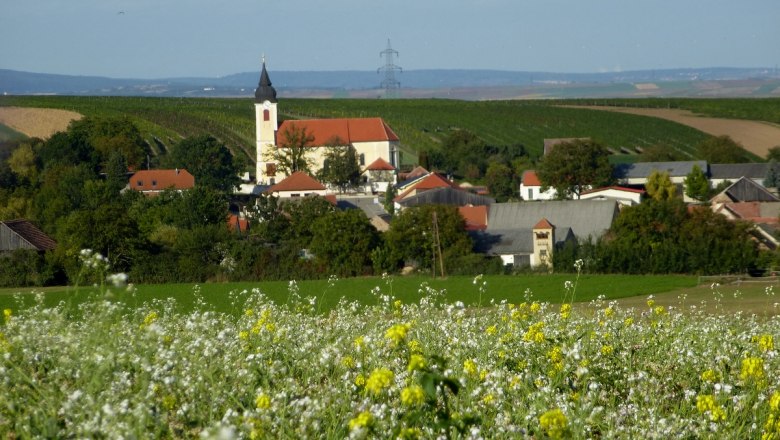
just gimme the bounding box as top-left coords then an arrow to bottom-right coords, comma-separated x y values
378,39 -> 402,98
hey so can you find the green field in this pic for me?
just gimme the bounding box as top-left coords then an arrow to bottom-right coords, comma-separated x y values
0,274 -> 700,315
0,95 -> 727,166
0,122 -> 27,142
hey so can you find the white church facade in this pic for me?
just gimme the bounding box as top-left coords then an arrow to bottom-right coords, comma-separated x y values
253,62 -> 400,188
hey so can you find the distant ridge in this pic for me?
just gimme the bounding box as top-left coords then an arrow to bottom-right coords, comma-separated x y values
1,67 -> 779,99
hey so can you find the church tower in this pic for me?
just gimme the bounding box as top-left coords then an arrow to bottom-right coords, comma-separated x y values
254,59 -> 278,185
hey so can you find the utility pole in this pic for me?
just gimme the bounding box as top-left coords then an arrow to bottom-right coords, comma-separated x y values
378,39 -> 402,98
431,211 -> 445,278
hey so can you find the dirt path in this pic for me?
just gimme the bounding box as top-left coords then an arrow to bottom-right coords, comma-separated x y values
568,106 -> 780,157
0,106 -> 82,139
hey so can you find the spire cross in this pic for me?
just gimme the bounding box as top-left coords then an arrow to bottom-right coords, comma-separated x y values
261,54 -> 266,65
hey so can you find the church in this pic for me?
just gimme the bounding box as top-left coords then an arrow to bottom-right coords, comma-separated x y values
253,62 -> 401,189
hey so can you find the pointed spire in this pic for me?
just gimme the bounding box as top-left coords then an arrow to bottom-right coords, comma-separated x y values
255,58 -> 277,103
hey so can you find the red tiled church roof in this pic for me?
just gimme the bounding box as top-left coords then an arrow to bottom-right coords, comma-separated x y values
130,169 -> 194,192
266,171 -> 326,193
277,118 -> 399,146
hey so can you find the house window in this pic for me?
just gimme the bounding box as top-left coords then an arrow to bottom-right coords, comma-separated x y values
359,154 -> 365,166
528,188 -> 533,200
151,180 -> 157,187
137,180 -> 143,187
263,109 -> 270,121
291,193 -> 300,197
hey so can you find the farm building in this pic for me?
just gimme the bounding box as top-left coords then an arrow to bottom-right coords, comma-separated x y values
254,62 -> 399,187
129,169 -> 194,196
264,171 -> 329,199
0,219 -> 56,253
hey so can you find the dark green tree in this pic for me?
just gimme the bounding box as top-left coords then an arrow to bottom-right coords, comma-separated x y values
166,135 -> 241,192
764,160 -> 780,189
766,146 -> 780,162
383,184 -> 396,217
684,164 -> 710,202
639,144 -> 683,162
382,205 -> 473,271
309,209 -> 380,276
318,142 -> 360,193
537,139 -> 613,199
696,135 -> 751,163
485,161 -> 517,202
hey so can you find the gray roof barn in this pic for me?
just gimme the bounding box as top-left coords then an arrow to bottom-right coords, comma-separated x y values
614,161 -> 707,180
0,219 -> 57,252
709,163 -> 770,180
397,187 -> 494,208
471,227 -> 574,256
486,200 -> 619,239
711,177 -> 780,203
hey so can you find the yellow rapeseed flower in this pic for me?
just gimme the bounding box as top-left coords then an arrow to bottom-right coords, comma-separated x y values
348,411 -> 373,431
601,345 -> 614,356
463,359 -> 478,377
365,368 -> 394,395
769,391 -> 780,412
740,357 -> 765,382
354,336 -> 365,350
255,393 -> 271,410
756,334 -> 774,352
401,385 -> 426,406
3,308 -> 11,323
407,354 -> 426,372
559,303 -> 571,320
539,408 -> 568,439
398,427 -> 421,439
530,302 -> 541,313
701,369 -> 718,383
140,311 -> 158,329
342,356 -> 356,369
485,324 -> 497,335
355,374 -> 366,387
696,394 -> 725,422
523,321 -> 545,343
385,323 -> 411,348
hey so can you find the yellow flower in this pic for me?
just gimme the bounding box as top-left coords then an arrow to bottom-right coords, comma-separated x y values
481,393 -> 494,404
408,339 -> 422,353
354,336 -> 365,350
756,334 -> 774,352
365,368 -> 394,395
342,356 -> 356,369
654,305 -> 666,316
255,393 -> 271,410
355,374 -> 366,387
740,357 -> 765,382
485,325 -> 497,335
407,354 -> 426,372
559,303 -> 571,320
161,394 -> 177,411
523,321 -> 545,343
624,317 -> 634,327
769,391 -> 780,412
385,323 -> 411,348
601,345 -> 614,356
3,308 -> 11,323
539,408 -> 568,439
604,306 -> 614,317
530,302 -> 541,313
463,359 -> 478,377
696,394 -> 725,422
348,411 -> 373,431
401,385 -> 426,406
700,369 -> 718,383
244,308 -> 254,317
647,298 -> 655,308
398,427 -> 421,439
238,330 -> 249,341
140,311 -> 158,329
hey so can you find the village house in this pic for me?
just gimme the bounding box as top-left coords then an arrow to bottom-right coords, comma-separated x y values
709,177 -> 780,250
519,170 -> 556,201
254,62 -> 400,188
128,169 -> 194,196
0,219 -> 56,254
264,171 -> 329,199
579,186 -> 645,207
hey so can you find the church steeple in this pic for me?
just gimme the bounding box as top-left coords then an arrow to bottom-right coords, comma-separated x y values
254,59 -> 277,103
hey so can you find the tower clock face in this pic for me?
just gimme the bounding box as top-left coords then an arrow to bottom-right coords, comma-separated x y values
263,101 -> 271,110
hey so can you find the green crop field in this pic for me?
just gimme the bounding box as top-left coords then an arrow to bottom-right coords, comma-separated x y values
0,274 -> 699,315
0,96 -> 726,166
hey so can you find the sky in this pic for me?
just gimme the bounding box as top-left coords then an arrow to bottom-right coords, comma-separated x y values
1,0 -> 778,79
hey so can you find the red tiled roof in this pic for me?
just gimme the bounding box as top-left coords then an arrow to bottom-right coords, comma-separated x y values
395,173 -> 459,201
459,206 -> 488,231
277,118 -> 399,147
1,219 -> 57,251
227,215 -> 249,233
533,218 -> 555,229
130,169 -> 194,192
522,170 -> 542,186
266,171 -> 326,193
581,186 -> 646,195
400,166 -> 429,181
364,157 -> 395,171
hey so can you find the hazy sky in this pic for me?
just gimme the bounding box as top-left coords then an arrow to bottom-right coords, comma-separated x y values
1,0 -> 777,79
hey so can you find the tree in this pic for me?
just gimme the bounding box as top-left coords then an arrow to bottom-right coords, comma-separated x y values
318,142 -> 360,193
537,139 -> 613,199
383,184 -> 396,217
268,124 -> 316,176
309,209 -> 380,276
166,135 -> 241,192
640,144 -> 683,162
645,170 -> 676,201
696,135 -> 750,163
764,160 -> 780,189
485,161 -> 517,202
684,164 -> 710,202
766,146 -> 780,162
382,205 -> 473,271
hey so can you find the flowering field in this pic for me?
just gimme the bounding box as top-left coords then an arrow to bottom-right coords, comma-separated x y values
1,280 -> 779,438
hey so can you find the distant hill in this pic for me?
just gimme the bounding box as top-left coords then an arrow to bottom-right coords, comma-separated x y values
2,67 -> 779,99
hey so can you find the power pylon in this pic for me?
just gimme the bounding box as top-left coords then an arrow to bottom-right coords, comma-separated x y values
378,39 -> 402,98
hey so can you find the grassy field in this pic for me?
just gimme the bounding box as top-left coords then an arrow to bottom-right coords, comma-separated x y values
0,273 -> 703,315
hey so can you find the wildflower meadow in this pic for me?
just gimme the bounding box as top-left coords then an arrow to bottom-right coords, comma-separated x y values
1,268 -> 779,438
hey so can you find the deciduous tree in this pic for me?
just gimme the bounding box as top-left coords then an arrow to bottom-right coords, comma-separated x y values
645,170 -> 677,201
696,135 -> 751,163
267,124 -> 316,176
318,140 -> 360,193
166,135 -> 241,192
309,209 -> 380,276
684,164 -> 710,202
537,139 -> 613,199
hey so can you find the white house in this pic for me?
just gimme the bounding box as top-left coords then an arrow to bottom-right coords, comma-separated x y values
579,186 -> 645,207
264,171 -> 328,199
519,170 -> 556,201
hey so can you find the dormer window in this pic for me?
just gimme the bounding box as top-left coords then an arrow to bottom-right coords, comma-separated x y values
137,180 -> 143,186
152,180 -> 157,187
